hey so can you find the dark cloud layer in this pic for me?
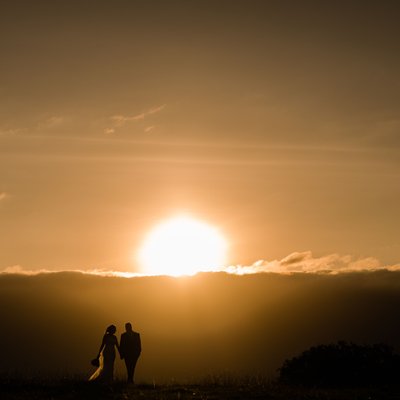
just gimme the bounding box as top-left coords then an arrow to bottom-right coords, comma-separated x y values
1,271 -> 400,382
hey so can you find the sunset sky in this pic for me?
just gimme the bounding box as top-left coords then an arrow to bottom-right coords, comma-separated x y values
1,1 -> 400,385
1,1 -> 399,273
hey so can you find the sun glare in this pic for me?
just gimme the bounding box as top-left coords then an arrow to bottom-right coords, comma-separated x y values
137,215 -> 228,276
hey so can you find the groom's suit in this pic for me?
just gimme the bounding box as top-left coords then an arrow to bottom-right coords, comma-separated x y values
120,328 -> 141,383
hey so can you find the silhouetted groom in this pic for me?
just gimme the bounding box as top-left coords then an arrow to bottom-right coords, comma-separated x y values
120,322 -> 141,383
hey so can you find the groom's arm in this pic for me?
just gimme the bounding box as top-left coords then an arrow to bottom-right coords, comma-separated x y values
137,333 -> 142,354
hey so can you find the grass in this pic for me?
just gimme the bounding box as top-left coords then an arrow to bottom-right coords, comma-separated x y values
1,375 -> 400,400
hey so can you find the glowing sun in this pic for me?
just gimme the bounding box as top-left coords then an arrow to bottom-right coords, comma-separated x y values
138,215 -> 228,276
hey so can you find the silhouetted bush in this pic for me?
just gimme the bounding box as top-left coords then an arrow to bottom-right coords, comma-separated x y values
279,341 -> 400,388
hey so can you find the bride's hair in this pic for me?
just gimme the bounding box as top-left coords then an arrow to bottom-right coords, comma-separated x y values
106,324 -> 116,335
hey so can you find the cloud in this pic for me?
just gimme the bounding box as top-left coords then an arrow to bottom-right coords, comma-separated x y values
106,104 -> 166,134
224,251 -> 400,275
37,116 -> 65,129
2,251 -> 399,277
144,125 -> 155,133
0,116 -> 65,137
1,265 -> 24,274
104,127 -> 115,135
0,128 -> 22,136
0,265 -> 143,277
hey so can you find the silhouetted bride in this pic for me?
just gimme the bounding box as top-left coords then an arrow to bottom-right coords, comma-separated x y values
90,324 -> 121,382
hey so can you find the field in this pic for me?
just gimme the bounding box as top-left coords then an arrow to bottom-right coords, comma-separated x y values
1,376 -> 400,400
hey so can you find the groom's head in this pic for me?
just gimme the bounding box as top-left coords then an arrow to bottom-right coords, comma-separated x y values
125,322 -> 132,331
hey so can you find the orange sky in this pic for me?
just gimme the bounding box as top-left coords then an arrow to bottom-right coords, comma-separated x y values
1,1 -> 399,272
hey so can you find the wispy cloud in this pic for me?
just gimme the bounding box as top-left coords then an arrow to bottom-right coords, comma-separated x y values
144,125 -> 155,133
0,116 -> 65,137
37,116 -> 65,130
0,192 -> 8,201
0,128 -> 22,136
105,104 -> 166,134
104,127 -> 116,135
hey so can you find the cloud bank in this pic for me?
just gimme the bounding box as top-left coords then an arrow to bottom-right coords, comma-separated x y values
1,251 -> 399,277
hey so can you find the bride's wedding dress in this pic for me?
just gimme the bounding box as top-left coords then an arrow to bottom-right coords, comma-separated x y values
89,334 -> 118,382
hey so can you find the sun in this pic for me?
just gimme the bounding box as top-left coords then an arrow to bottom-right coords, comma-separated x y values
137,215 -> 228,276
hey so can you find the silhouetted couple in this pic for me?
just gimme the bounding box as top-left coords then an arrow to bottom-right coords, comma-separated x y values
90,322 -> 141,384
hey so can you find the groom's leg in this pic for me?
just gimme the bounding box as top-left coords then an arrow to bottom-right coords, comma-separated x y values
125,358 -> 138,383
125,359 -> 134,383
